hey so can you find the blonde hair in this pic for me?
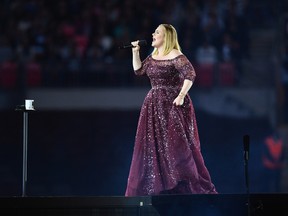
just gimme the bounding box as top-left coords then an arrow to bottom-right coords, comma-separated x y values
152,24 -> 181,56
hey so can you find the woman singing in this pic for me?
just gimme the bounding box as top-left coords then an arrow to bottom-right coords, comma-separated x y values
125,24 -> 217,196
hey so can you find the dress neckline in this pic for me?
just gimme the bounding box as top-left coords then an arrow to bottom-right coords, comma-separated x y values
150,54 -> 183,61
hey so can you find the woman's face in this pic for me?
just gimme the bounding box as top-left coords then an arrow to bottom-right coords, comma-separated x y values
152,25 -> 165,48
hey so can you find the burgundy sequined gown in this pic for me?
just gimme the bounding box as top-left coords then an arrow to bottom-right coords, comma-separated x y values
125,54 -> 217,196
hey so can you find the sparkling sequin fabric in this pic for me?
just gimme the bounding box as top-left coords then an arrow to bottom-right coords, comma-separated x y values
125,54 -> 217,196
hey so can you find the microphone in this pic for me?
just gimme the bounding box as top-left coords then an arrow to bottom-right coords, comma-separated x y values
118,40 -> 147,49
243,134 -> 250,161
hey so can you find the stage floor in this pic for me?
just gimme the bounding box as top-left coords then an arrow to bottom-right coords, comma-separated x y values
1,193 -> 288,216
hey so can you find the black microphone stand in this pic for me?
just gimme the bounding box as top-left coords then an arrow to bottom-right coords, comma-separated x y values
243,135 -> 250,216
15,100 -> 35,197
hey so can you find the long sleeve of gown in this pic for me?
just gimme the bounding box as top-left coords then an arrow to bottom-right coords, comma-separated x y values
173,55 -> 196,82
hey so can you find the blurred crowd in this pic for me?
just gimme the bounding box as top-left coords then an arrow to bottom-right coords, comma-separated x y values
0,0 -> 275,89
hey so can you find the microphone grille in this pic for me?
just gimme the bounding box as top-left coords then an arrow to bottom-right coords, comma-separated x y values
138,40 -> 147,46
243,134 -> 249,151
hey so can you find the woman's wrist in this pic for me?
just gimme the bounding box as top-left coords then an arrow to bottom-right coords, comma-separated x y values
178,92 -> 186,99
132,48 -> 140,53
